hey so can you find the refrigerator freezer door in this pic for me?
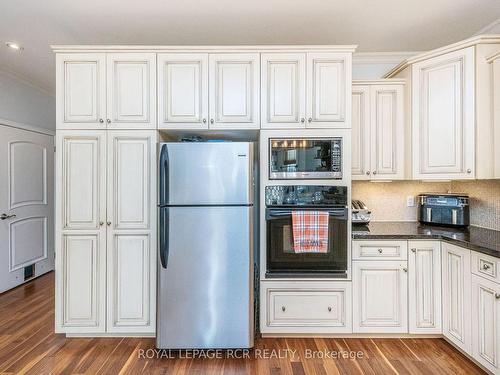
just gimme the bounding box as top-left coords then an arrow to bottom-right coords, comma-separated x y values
157,206 -> 253,349
159,142 -> 253,206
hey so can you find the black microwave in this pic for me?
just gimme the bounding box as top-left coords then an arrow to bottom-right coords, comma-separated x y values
269,138 -> 342,180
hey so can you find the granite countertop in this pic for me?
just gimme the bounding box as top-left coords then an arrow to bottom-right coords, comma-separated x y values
352,221 -> 500,259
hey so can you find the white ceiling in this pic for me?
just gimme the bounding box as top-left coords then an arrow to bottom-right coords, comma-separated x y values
1,0 -> 500,94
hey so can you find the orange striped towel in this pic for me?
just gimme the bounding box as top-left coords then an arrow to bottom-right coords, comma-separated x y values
292,211 -> 329,253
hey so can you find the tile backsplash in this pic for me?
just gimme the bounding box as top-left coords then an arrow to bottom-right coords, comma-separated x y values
352,180 -> 500,231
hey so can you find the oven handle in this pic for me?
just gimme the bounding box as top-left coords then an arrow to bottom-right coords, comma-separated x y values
266,208 -> 348,219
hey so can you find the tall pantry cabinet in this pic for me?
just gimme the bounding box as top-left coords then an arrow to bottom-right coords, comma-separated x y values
55,52 -> 157,335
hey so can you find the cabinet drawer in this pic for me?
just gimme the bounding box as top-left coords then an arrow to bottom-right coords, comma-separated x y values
266,288 -> 348,327
353,240 -> 408,260
471,251 -> 500,284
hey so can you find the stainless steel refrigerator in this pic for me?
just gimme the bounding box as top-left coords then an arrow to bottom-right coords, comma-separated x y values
157,142 -> 254,349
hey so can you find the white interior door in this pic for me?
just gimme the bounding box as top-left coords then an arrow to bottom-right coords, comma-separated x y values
0,125 -> 54,293
260,53 -> 306,129
106,53 -> 156,129
209,53 -> 260,129
351,85 -> 370,179
157,53 -> 209,129
106,130 -> 156,333
56,53 -> 106,129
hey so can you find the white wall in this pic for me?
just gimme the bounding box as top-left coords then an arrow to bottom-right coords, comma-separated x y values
352,52 -> 419,80
0,70 -> 55,130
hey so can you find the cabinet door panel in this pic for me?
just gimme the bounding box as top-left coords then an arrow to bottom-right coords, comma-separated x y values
408,241 -> 441,334
59,131 -> 106,230
471,275 -> 500,373
261,53 -> 305,129
412,47 -> 475,179
106,53 -> 156,129
209,54 -> 260,129
57,53 -> 106,129
370,84 -> 404,179
306,53 -> 349,127
106,130 -> 156,333
351,85 -> 370,179
58,232 -> 106,332
158,53 -> 209,129
353,261 -> 408,333
442,243 -> 471,352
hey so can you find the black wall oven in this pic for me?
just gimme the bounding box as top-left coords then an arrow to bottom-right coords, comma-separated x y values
265,185 -> 348,278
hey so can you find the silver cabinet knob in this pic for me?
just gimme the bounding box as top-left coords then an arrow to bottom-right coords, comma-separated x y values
202,118 -> 207,124
411,248 -> 416,253
328,306 -> 332,312
495,293 -> 500,299
106,119 -> 111,124
99,221 -> 104,226
210,119 -> 214,124
372,171 -> 377,175
466,169 -> 472,174
308,118 -> 312,123
281,306 -> 286,312
99,118 -> 104,123
300,118 -> 305,123
0,213 -> 16,220
366,171 -> 370,175
483,264 -> 491,270
378,248 -> 383,253
107,221 -> 111,226
403,268 -> 408,273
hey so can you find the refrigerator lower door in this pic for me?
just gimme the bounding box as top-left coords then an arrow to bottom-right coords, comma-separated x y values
159,142 -> 253,206
157,206 -> 254,349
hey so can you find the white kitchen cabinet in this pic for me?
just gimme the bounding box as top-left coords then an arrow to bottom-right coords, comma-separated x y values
260,53 -> 306,129
351,81 -> 405,180
491,55 -> 500,179
55,131 -> 107,333
353,260 -> 408,333
411,47 -> 475,180
208,53 -> 260,129
56,54 -> 106,129
441,242 -> 472,353
471,274 -> 500,373
106,53 -> 156,129
55,130 -> 156,335
408,241 -> 442,334
106,131 -> 156,333
57,53 -> 156,130
157,53 -> 209,129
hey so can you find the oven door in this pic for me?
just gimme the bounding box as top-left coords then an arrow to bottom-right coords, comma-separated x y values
266,207 -> 348,277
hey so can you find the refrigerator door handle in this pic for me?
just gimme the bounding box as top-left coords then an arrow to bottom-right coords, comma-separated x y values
159,144 -> 169,206
160,208 -> 169,269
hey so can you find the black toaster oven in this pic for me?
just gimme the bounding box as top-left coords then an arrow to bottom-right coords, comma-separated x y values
418,193 -> 470,227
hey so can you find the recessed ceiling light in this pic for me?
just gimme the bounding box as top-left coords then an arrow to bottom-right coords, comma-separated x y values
6,42 -> 23,51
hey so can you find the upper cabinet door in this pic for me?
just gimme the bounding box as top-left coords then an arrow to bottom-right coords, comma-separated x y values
306,53 -> 349,128
57,53 -> 106,130
157,53 -> 209,129
208,53 -> 260,129
351,85 -> 371,180
412,47 -> 475,179
260,53 -> 306,129
106,53 -> 156,129
370,84 -> 404,180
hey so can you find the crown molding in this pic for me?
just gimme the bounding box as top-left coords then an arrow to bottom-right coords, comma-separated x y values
0,67 -> 54,97
0,118 -> 55,136
384,34 -> 500,77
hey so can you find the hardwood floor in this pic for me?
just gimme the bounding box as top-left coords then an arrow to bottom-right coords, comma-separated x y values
0,272 -> 486,375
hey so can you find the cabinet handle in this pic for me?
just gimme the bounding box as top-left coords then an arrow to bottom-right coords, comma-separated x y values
328,306 -> 332,312
403,268 -> 408,273
483,264 -> 491,270
210,119 -> 214,124
106,119 -> 111,124
372,171 -> 377,175
0,213 -> 16,220
99,221 -> 104,226
466,169 -> 471,174
411,248 -> 416,253
495,293 -> 500,299
308,118 -> 312,123
202,118 -> 207,124
300,118 -> 305,123
107,221 -> 111,226
99,118 -> 104,124
281,306 -> 286,312
366,171 -> 370,175
378,248 -> 383,253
